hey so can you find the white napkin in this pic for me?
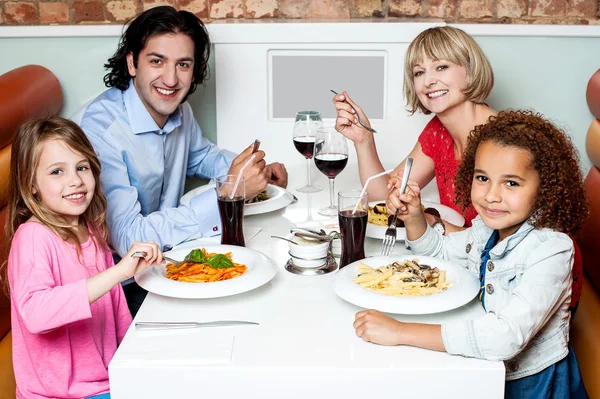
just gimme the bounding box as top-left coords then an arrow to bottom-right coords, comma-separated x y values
118,331 -> 234,365
293,219 -> 338,233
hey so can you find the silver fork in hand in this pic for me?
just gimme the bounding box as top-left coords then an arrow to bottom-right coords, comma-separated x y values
380,158 -> 414,256
131,251 -> 181,266
331,90 -> 377,134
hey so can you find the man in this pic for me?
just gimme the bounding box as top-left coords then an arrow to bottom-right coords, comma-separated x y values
76,6 -> 287,315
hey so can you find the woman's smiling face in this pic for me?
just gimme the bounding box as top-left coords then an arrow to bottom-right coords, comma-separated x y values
412,55 -> 469,116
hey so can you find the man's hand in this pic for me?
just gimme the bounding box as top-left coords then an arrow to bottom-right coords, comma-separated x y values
228,143 -> 269,198
266,162 -> 288,188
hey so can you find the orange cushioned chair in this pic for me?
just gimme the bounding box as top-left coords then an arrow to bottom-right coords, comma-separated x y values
0,65 -> 62,399
571,68 -> 600,399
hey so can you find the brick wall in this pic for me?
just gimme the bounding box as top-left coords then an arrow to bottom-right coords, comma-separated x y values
0,0 -> 598,25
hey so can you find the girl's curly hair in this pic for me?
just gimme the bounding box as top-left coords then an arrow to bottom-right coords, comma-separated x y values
455,110 -> 588,236
103,6 -> 210,103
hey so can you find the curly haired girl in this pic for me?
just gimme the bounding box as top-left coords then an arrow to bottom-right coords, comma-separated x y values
356,111 -> 589,398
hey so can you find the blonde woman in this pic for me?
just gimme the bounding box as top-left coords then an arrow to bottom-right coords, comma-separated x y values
333,26 -> 495,232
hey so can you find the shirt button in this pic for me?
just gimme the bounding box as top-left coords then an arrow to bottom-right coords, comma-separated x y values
508,361 -> 519,372
487,261 -> 495,272
486,284 -> 494,295
466,243 -> 472,253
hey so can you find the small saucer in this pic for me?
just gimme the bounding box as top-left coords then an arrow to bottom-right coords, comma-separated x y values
285,252 -> 337,276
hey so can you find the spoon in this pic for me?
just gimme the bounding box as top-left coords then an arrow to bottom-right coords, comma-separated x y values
290,227 -> 326,236
291,230 -> 332,242
271,236 -> 299,245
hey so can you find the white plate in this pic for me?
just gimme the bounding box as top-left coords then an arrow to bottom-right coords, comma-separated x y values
180,184 -> 293,216
135,244 -> 277,299
332,255 -> 479,315
366,200 -> 465,241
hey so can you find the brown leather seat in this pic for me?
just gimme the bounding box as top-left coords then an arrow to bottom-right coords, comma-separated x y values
571,68 -> 600,399
0,65 -> 62,399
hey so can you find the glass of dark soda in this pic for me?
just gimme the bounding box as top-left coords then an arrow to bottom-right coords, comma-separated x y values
338,190 -> 368,268
216,175 -> 245,246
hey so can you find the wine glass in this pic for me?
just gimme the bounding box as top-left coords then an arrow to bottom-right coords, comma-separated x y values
314,127 -> 349,216
293,111 -> 323,193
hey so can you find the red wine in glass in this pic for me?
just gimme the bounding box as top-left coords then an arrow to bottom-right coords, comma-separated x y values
314,153 -> 348,178
218,196 -> 245,246
294,112 -> 322,193
338,209 -> 367,268
293,136 -> 315,159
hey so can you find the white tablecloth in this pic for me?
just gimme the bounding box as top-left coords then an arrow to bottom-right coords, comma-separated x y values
109,165 -> 505,398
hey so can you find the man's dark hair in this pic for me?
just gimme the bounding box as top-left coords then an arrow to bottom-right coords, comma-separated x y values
103,6 -> 210,102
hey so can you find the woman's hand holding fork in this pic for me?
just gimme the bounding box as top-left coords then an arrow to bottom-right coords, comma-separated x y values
332,91 -> 376,143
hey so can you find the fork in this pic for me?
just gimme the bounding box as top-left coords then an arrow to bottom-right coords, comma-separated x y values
380,158 -> 414,256
330,90 -> 377,133
131,251 -> 181,266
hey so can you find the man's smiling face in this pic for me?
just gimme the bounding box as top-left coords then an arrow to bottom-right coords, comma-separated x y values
127,32 -> 195,128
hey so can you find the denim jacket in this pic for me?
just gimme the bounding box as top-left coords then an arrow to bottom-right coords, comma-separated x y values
407,216 -> 573,381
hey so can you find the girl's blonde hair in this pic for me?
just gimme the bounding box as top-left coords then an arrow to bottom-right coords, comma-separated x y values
2,117 -> 109,291
403,26 -> 494,115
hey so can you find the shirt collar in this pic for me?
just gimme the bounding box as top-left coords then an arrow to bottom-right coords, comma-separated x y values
471,216 -> 535,258
490,221 -> 534,257
123,80 -> 182,135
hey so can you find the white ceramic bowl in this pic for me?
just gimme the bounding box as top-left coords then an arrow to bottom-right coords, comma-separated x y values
288,252 -> 328,269
286,233 -> 330,260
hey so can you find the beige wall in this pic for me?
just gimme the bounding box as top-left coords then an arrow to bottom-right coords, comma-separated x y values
0,0 -> 598,25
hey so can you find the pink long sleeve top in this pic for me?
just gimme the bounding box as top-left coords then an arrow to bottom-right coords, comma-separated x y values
8,222 -> 132,399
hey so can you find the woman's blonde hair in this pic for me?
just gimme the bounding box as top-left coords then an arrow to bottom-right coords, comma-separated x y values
1,117 -> 109,292
403,26 -> 494,115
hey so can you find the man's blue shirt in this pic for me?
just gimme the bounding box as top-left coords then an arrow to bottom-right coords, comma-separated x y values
77,82 -> 235,256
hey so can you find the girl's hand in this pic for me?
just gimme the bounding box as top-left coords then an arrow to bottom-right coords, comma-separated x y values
386,178 -> 423,222
333,91 -> 373,144
117,241 -> 163,281
354,309 -> 403,346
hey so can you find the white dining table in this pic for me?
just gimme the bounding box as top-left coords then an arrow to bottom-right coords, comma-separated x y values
109,164 -> 505,398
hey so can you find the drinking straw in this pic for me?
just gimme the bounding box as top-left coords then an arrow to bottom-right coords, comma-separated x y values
230,154 -> 256,199
352,169 -> 394,215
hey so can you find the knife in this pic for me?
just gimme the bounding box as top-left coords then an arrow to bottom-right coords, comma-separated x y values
135,321 -> 259,330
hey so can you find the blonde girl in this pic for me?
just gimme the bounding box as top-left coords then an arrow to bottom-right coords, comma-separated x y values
3,117 -> 162,399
